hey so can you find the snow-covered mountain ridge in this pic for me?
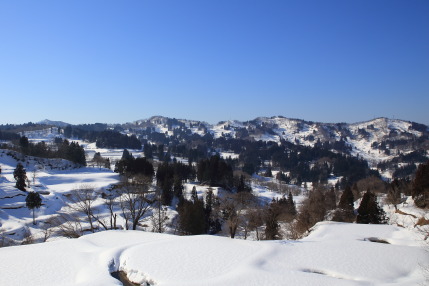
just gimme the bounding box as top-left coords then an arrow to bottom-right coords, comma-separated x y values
33,116 -> 428,177
125,116 -> 428,167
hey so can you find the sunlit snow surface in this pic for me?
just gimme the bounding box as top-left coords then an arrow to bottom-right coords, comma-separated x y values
0,222 -> 427,286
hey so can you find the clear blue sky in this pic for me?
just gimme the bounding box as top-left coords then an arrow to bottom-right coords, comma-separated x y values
1,0 -> 428,125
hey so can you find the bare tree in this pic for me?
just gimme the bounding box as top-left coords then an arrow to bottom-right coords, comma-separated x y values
385,179 -> 405,210
65,184 -> 99,233
292,189 -> 327,237
38,217 -> 57,242
118,178 -> 154,230
356,176 -> 388,195
21,227 -> 34,245
151,186 -> 169,233
220,192 -> 258,239
103,192 -> 118,230
0,232 -> 16,248
244,207 -> 264,240
32,164 -> 43,185
50,213 -> 84,238
151,206 -> 169,233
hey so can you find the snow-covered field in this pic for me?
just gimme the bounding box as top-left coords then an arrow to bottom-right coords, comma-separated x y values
0,222 -> 427,286
0,149 -> 120,241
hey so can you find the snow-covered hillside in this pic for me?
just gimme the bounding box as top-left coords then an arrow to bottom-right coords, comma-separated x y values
126,116 -> 428,169
0,149 -> 120,242
31,115 -> 428,178
0,222 -> 427,286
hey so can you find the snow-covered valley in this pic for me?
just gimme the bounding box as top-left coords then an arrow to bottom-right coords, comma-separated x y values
0,119 -> 428,286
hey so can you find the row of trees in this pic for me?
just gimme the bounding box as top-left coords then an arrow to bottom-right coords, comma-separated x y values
64,125 -> 141,150
114,155 -> 155,179
0,130 -> 20,141
13,136 -> 86,166
291,184 -> 388,238
196,155 -> 233,187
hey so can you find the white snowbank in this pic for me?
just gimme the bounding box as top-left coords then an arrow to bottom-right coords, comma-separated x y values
0,222 -> 427,286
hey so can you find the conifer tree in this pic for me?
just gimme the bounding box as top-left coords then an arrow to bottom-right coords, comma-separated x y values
412,160 -> 429,208
26,191 -> 42,225
19,136 -> 29,154
64,125 -> 72,138
143,143 -> 153,159
178,198 -> 206,235
204,188 -> 222,234
104,158 -> 111,169
13,163 -> 27,191
287,192 -> 297,216
173,175 -> 184,203
264,167 -> 272,177
236,175 -> 252,193
160,178 -> 173,206
121,149 -> 133,160
264,200 -> 281,240
356,190 -> 387,224
332,185 -> 355,222
191,186 -> 198,203
325,187 -> 337,211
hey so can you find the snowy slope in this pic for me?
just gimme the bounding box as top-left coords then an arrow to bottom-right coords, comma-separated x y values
0,149 -> 120,241
0,222 -> 426,286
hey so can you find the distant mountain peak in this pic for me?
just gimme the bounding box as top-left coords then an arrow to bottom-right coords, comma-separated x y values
38,119 -> 70,127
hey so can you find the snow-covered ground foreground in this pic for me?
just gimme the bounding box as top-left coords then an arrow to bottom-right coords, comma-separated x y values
0,222 -> 427,286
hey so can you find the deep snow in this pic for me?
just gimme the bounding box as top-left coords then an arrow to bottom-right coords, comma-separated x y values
0,222 -> 427,286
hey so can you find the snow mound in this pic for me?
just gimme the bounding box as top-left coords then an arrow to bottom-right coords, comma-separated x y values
0,222 -> 427,286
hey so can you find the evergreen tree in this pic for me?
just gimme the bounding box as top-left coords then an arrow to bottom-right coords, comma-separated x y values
191,186 -> 198,203
264,167 -> 272,177
115,157 -> 155,179
104,158 -> 111,169
26,191 -> 42,225
325,187 -> 337,211
19,136 -> 29,154
412,160 -> 429,208
287,192 -> 297,216
203,187 -> 221,234
338,185 -> 354,209
64,125 -> 72,138
158,144 -> 164,161
178,199 -> 206,235
121,149 -> 133,160
236,175 -> 252,193
332,185 -> 355,222
13,163 -> 27,191
264,200 -> 281,240
356,190 -> 387,224
60,141 -> 86,166
196,155 -> 233,187
173,175 -> 184,203
143,143 -> 153,159
160,177 -> 174,206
